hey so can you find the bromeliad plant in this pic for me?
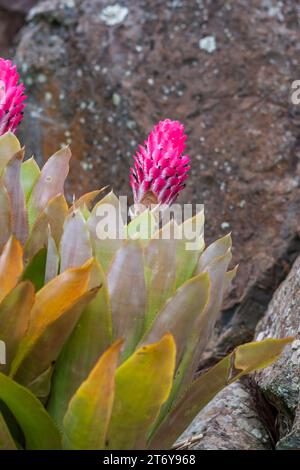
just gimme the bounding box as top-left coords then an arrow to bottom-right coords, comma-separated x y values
0,58 -> 293,450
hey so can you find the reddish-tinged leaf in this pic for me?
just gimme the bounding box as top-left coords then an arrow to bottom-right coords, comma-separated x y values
45,230 -> 59,283
28,146 -> 71,227
69,187 -> 109,214
108,240 -> 146,359
60,210 -> 92,272
144,223 -> 177,329
0,237 -> 23,304
10,259 -> 95,385
142,272 -> 210,365
88,191 -> 125,272
0,181 -> 11,250
0,282 -> 35,373
4,148 -> 28,245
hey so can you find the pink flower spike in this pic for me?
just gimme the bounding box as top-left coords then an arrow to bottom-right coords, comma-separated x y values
130,119 -> 190,206
0,58 -> 27,136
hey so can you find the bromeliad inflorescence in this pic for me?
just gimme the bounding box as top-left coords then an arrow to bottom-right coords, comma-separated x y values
130,119 -> 190,207
0,58 -> 293,451
0,58 -> 27,135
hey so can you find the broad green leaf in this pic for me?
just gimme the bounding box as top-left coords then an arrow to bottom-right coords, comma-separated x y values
0,412 -> 17,450
88,191 -> 125,272
144,223 -> 178,329
108,240 -> 146,359
10,259 -> 95,386
25,194 -> 68,261
105,334 -> 176,450
22,248 -> 47,291
28,146 -> 71,228
175,210 -> 205,288
62,340 -> 122,450
0,181 -> 11,250
45,230 -> 59,283
166,250 -> 232,408
0,132 -> 21,174
44,194 -> 68,247
126,210 -> 156,240
142,272 -> 210,365
0,282 -> 35,373
20,157 -> 40,201
149,337 -> 293,449
196,233 -> 232,273
25,210 -> 48,261
0,373 -> 61,449
48,260 -> 112,428
0,237 -> 23,304
60,210 -> 92,272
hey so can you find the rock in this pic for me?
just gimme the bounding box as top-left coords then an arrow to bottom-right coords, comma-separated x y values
0,1 -> 38,13
0,1 -> 39,57
176,381 -> 272,450
14,0 -> 300,314
254,255 -> 300,449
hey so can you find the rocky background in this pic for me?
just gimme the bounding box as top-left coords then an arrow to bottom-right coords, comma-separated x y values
1,0 -> 300,450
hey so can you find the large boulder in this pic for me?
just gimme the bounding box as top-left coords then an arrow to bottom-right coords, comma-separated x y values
177,381 -> 272,450
254,255 -> 300,449
14,0 -> 300,314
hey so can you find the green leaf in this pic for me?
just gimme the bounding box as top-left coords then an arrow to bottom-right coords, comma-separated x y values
87,191 -> 124,272
45,230 -> 59,283
27,146 -> 71,228
149,337 -> 293,449
175,210 -> 205,288
0,412 -> 17,450
22,248 -> 47,291
126,210 -> 156,240
20,157 -> 40,202
196,233 -> 232,273
105,334 -> 176,450
144,223 -> 177,329
142,272 -> 210,365
0,132 -> 21,175
62,340 -> 122,450
0,373 -> 61,449
48,260 -> 112,428
0,182 -> 11,251
107,240 -> 146,359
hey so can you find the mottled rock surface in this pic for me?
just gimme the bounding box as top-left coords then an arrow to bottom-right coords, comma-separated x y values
255,255 -> 300,449
177,381 -> 272,450
14,0 -> 300,312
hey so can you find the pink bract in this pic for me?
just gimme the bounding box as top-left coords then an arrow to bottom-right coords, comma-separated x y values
0,58 -> 27,135
130,119 -> 190,206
